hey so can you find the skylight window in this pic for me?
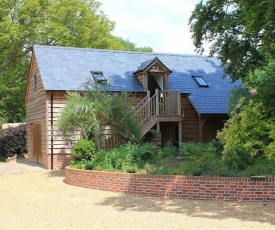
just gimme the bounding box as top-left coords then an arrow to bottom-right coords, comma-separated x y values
91,71 -> 107,84
192,75 -> 209,87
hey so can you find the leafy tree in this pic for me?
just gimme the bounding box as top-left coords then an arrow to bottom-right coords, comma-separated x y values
189,1 -> 275,169
189,0 -> 275,81
116,37 -> 153,52
56,83 -> 142,148
218,58 -> 275,168
0,0 -> 152,123
247,59 -> 275,116
218,99 -> 272,170
228,85 -> 250,114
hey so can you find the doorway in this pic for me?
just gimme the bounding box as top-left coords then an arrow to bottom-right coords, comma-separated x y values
31,124 -> 42,164
148,73 -> 162,97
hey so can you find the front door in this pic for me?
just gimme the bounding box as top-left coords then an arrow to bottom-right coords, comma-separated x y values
31,124 -> 42,164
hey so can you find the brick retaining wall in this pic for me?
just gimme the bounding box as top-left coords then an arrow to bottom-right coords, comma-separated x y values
65,166 -> 275,201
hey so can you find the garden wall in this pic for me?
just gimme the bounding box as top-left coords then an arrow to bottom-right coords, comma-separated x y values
65,167 -> 275,202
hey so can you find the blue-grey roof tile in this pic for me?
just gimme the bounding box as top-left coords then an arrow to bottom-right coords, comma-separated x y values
33,45 -> 242,114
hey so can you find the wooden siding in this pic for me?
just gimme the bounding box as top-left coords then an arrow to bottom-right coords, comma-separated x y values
201,115 -> 228,142
180,95 -> 228,143
25,54 -> 48,167
46,92 -> 79,158
181,95 -> 200,142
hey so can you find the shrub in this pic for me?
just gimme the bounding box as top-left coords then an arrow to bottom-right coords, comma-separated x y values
157,142 -> 178,160
84,143 -> 157,173
110,146 -> 135,171
122,142 -> 158,168
218,100 -> 271,170
72,139 -> 96,162
0,124 -> 26,159
238,156 -> 275,177
149,142 -> 228,176
90,149 -> 114,171
180,142 -> 228,176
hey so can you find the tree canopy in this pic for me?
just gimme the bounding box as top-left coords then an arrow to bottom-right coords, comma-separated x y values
190,0 -> 275,168
189,0 -> 275,81
0,0 -> 152,124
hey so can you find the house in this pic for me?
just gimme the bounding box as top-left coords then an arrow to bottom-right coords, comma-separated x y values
25,45 -> 241,169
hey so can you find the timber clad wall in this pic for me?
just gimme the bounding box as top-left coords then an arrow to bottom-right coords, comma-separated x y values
46,92 -> 74,169
65,167 -> 275,202
181,96 -> 200,142
202,115 -> 227,142
26,55 -> 47,167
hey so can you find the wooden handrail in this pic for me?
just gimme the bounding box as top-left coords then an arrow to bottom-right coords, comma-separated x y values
133,90 -> 180,131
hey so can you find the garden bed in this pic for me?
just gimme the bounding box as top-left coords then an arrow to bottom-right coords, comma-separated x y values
65,166 -> 275,202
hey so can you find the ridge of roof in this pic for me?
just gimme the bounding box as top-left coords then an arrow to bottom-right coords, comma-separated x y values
33,44 -> 212,59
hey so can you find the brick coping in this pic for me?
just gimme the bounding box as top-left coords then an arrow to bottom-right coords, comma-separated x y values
65,166 -> 275,202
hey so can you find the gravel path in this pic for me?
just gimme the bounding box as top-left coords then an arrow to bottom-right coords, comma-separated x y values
0,169 -> 274,230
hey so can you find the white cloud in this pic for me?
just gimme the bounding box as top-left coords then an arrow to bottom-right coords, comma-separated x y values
99,0 -> 209,54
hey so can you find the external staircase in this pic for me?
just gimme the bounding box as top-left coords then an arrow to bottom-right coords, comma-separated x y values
132,89 -> 182,136
100,89 -> 182,149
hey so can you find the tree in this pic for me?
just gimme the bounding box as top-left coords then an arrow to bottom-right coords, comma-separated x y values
116,37 -> 153,52
189,0 -> 275,81
218,59 -> 275,167
56,83 -> 142,148
218,99 -> 272,169
0,0 -> 152,123
247,59 -> 275,116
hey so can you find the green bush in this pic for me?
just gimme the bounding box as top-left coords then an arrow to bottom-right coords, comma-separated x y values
91,149 -> 114,171
71,140 -> 275,177
72,139 -> 96,162
181,142 -> 228,176
122,142 -> 157,168
238,157 -> 275,177
157,142 -> 178,160
110,146 -> 135,171
149,142 -> 228,176
84,143 -> 157,173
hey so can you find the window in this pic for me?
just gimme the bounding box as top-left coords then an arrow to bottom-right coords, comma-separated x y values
192,75 -> 209,87
91,71 -> 107,84
33,75 -> 37,92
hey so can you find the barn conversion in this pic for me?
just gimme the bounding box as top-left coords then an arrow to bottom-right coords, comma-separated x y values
25,45 -> 241,169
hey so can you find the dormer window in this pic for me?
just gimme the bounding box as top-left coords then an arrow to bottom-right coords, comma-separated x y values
192,75 -> 209,87
133,57 -> 172,93
91,71 -> 107,84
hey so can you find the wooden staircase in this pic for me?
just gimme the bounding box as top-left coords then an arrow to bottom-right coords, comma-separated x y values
100,90 -> 183,149
133,89 -> 182,136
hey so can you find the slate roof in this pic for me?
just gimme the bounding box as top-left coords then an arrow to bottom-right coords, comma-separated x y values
33,45 -> 242,114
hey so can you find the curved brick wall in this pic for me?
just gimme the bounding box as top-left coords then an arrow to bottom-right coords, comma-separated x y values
65,166 -> 275,202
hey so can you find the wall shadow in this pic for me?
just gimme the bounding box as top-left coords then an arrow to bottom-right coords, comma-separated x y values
96,193 -> 275,226
46,169 -> 65,177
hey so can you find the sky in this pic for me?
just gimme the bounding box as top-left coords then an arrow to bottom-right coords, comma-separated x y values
98,0 -> 205,55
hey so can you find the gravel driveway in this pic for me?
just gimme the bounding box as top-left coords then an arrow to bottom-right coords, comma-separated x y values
0,168 -> 274,229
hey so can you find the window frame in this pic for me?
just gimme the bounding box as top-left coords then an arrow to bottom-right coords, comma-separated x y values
91,71 -> 107,84
192,75 -> 209,87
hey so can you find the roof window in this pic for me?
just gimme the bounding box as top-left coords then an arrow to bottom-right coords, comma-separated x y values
91,71 -> 107,84
192,75 -> 209,87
